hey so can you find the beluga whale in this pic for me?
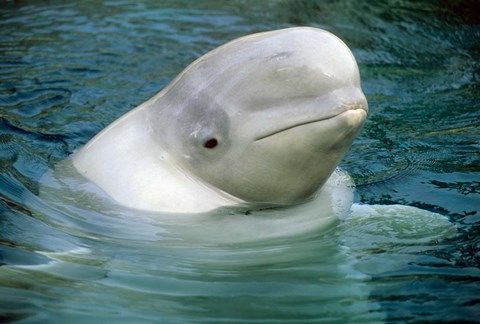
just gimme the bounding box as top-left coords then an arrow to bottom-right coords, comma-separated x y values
71,27 -> 368,213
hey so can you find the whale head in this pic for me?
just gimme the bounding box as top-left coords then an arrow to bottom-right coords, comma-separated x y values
148,27 -> 367,205
73,27 -> 367,212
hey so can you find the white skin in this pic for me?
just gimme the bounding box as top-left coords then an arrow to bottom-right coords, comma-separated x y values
72,27 -> 368,213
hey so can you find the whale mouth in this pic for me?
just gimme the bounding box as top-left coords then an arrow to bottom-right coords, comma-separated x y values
254,103 -> 368,142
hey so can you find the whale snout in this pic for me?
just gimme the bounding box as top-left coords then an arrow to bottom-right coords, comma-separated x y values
253,86 -> 368,142
338,94 -> 368,130
346,98 -> 368,114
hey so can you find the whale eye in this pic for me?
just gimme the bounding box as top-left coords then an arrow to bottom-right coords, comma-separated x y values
204,138 -> 218,149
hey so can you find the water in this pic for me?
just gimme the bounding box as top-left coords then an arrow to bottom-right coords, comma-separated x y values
0,0 -> 479,322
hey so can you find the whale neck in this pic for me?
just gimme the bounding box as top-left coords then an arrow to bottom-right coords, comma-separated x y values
72,104 -> 243,213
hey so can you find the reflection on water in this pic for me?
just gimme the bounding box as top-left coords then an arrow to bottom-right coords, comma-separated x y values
0,0 -> 479,322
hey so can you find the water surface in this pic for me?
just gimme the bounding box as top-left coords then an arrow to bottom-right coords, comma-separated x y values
1,0 -> 479,322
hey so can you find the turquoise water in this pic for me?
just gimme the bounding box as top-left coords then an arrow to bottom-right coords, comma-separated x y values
1,0 -> 479,322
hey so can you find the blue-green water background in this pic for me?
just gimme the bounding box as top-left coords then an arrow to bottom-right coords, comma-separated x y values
0,0 -> 479,322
